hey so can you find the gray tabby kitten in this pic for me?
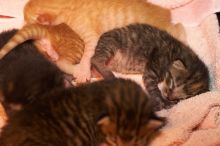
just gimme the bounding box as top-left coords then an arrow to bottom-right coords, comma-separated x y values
91,23 -> 210,110
0,78 -> 164,146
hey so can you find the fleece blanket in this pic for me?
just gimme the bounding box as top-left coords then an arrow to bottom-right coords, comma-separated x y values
1,0 -> 220,145
150,91 -> 220,146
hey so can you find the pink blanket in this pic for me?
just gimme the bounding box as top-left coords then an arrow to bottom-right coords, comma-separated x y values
150,91 -> 220,146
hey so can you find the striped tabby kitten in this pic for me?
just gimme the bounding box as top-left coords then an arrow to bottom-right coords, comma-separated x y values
21,0 -> 185,83
0,29 -> 66,117
0,79 -> 164,146
91,23 -> 210,110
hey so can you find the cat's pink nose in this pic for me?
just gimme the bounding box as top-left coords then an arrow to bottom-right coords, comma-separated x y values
167,93 -> 177,101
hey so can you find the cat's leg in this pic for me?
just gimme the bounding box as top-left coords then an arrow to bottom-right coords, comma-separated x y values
91,53 -> 115,79
143,64 -> 166,111
143,64 -> 177,111
71,33 -> 99,83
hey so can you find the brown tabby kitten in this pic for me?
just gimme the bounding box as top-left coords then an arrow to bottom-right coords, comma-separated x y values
23,0 -> 185,83
0,29 -> 66,117
0,78 -> 165,146
0,23 -> 85,75
91,23 -> 210,110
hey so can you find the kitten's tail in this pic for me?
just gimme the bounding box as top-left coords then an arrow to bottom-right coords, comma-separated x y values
0,23 -> 49,59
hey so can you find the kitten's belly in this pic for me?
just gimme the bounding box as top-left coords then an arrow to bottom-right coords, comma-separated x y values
108,51 -> 145,74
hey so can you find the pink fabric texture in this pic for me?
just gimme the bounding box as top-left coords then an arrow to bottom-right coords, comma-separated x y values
148,0 -> 220,27
147,0 -> 192,9
149,91 -> 220,146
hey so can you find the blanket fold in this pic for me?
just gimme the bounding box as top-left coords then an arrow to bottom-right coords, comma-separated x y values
150,91 -> 220,146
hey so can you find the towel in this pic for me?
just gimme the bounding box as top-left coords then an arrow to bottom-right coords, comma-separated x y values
149,91 -> 220,146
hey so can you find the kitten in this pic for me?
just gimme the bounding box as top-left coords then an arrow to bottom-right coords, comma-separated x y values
0,29 -> 66,117
0,23 -> 85,75
91,23 -> 210,110
22,0 -> 185,83
0,78 -> 165,146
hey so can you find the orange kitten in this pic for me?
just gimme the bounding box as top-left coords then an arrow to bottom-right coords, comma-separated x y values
0,23 -> 84,74
23,0 -> 185,83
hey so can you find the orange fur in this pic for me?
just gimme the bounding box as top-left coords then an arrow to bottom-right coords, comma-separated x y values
0,23 -> 84,69
23,0 -> 185,83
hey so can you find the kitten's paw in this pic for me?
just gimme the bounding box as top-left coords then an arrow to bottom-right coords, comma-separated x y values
72,64 -> 91,83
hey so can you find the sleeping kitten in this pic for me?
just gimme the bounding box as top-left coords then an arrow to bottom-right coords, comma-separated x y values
0,78 -> 165,146
0,29 -> 66,117
91,23 -> 210,110
21,0 -> 185,83
0,23 -> 85,75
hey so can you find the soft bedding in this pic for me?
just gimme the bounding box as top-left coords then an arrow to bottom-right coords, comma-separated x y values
0,1 -> 220,145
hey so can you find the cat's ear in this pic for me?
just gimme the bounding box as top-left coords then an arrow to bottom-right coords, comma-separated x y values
172,60 -> 186,71
139,119 -> 164,137
97,116 -> 116,136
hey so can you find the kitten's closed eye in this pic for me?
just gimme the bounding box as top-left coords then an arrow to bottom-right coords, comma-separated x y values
158,74 -> 173,100
159,59 -> 209,101
158,60 -> 188,101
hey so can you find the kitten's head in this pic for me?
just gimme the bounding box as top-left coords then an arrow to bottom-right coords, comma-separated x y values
158,60 -> 209,101
97,80 -> 165,146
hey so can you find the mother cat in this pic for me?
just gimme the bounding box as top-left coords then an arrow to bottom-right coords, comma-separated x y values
18,0 -> 185,83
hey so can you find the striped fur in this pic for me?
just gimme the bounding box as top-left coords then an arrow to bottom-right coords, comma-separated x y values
22,0 -> 185,83
91,23 -> 210,111
0,78 -> 164,146
0,23 -> 84,65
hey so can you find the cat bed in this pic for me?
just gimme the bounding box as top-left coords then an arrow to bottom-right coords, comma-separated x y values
1,0 -> 220,145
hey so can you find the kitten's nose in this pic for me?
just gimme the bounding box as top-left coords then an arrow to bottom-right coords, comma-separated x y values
167,93 -> 177,101
166,89 -> 174,100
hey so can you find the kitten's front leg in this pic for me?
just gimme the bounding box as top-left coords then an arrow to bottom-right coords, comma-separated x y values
72,35 -> 98,83
143,65 -> 165,111
91,52 -> 115,80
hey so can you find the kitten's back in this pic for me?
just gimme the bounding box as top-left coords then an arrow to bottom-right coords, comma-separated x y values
24,0 -> 183,39
0,78 -> 164,146
0,29 -> 65,116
